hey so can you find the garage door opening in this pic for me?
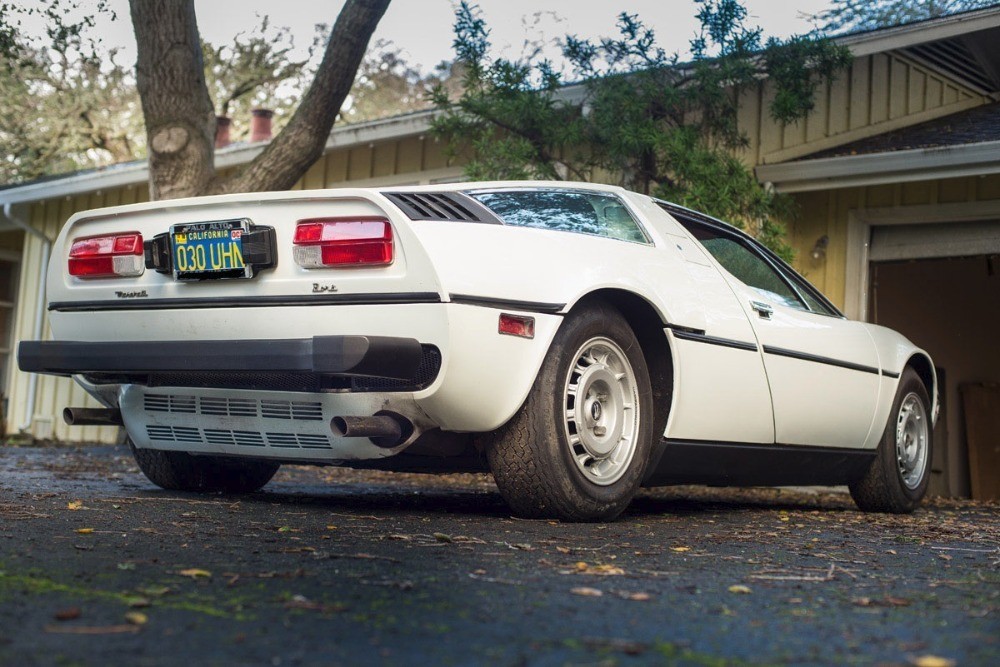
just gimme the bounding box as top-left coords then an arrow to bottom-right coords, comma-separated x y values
869,251 -> 1000,498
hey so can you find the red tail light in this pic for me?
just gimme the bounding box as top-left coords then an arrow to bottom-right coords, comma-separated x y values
68,232 -> 144,278
293,218 -> 393,268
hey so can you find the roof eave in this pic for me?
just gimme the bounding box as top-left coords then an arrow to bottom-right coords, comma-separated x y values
0,109 -> 440,207
755,139 -> 1000,193
834,7 -> 1000,57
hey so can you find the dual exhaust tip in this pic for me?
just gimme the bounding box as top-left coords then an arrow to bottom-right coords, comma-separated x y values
63,406 -> 413,449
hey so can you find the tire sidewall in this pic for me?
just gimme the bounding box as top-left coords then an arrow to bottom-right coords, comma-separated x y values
881,369 -> 933,505
538,305 -> 654,510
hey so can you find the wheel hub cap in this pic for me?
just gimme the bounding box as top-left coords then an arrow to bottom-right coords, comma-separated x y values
895,392 -> 929,490
563,337 -> 640,486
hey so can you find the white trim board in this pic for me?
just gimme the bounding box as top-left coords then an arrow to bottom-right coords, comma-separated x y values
757,139 -> 1000,194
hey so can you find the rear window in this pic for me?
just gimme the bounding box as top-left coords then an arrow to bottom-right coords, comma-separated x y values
468,190 -> 649,244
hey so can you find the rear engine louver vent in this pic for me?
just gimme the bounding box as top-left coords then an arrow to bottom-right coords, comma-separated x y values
384,192 -> 498,223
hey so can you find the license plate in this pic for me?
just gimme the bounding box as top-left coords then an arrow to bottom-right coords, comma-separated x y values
170,219 -> 249,280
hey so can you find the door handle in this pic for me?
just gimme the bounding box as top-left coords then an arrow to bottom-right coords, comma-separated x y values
750,300 -> 773,319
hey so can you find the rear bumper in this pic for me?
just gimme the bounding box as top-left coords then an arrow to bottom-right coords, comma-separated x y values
18,336 -> 424,380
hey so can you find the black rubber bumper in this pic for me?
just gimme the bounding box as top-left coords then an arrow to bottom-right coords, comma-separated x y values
18,336 -> 424,380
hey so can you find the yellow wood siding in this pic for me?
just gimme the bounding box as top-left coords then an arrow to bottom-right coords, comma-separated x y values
742,52 -> 986,166
789,173 -> 1000,307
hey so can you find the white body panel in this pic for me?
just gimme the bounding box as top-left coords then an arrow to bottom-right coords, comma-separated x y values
732,282 -> 881,449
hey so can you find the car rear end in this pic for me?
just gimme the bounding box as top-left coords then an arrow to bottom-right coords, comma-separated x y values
19,188 -> 564,464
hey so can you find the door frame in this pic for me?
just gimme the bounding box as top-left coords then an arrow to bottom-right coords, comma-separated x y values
844,199 -> 1000,320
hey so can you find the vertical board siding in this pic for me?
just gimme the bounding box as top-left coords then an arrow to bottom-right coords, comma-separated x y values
746,52 -> 986,165
790,173 -> 1000,312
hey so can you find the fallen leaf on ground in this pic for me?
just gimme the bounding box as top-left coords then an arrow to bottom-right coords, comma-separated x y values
671,547 -> 691,552
853,596 -> 911,607
126,597 -> 151,608
54,608 -> 81,621
124,611 -> 148,626
75,528 -> 94,534
572,562 -> 625,576
620,591 -> 651,601
728,585 -> 752,594
177,568 -> 211,579
66,501 -> 83,511
136,586 -> 171,597
571,587 -> 603,597
433,532 -> 453,543
910,656 -> 956,667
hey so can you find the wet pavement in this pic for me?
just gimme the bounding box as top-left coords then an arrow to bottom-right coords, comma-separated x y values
1,444 -> 997,666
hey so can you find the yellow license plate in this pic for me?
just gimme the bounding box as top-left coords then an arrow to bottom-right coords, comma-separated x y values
170,219 -> 248,280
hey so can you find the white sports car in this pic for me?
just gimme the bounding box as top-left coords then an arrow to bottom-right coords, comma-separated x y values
19,181 -> 937,521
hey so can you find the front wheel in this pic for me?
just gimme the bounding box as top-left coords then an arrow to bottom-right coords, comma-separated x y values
850,368 -> 932,513
130,442 -> 279,494
484,304 -> 654,521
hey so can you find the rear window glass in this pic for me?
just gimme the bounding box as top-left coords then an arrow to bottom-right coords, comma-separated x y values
469,190 -> 649,244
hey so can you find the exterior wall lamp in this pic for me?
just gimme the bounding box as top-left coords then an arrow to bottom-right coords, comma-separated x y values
811,234 -> 829,260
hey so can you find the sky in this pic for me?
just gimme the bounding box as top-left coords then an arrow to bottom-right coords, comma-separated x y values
60,0 -> 836,74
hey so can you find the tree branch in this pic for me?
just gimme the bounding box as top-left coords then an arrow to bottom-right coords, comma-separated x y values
213,0 -> 391,194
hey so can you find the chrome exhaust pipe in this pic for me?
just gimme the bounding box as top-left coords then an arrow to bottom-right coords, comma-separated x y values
331,412 -> 413,448
63,407 -> 123,426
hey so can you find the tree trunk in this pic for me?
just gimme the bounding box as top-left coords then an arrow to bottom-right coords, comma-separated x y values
131,0 -> 215,200
130,0 -> 391,200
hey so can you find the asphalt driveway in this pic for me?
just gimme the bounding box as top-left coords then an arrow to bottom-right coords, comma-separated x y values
1,444 -> 997,666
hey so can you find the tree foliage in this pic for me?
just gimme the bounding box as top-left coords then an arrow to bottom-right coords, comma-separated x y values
0,2 -> 141,184
432,0 -> 852,259
815,0 -> 998,32
201,16 -> 311,142
342,39 -> 463,124
2,0 -> 391,199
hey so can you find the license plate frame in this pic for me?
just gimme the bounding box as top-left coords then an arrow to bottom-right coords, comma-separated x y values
170,218 -> 251,281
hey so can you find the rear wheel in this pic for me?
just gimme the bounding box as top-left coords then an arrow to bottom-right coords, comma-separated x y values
850,368 -> 932,513
130,442 -> 279,493
484,303 -> 654,521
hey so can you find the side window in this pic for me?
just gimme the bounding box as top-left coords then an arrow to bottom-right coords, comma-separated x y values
685,225 -> 807,310
468,190 -> 649,244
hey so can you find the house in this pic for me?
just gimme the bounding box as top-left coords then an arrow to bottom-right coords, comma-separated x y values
1,7 -> 997,497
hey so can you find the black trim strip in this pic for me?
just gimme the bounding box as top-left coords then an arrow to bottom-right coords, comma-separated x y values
671,329 -> 758,352
644,438 -> 876,487
49,292 -> 442,313
18,335 -> 423,380
762,345 -> 879,375
881,369 -> 901,379
448,294 -> 565,314
664,323 -> 706,335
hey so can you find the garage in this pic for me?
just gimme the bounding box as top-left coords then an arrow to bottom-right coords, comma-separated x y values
867,220 -> 1000,499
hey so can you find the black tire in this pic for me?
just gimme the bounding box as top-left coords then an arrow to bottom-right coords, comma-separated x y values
483,303 -> 654,521
130,442 -> 279,493
850,368 -> 932,513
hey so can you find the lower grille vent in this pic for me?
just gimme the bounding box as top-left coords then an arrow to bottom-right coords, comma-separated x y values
143,394 -> 324,421
146,425 -> 331,450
